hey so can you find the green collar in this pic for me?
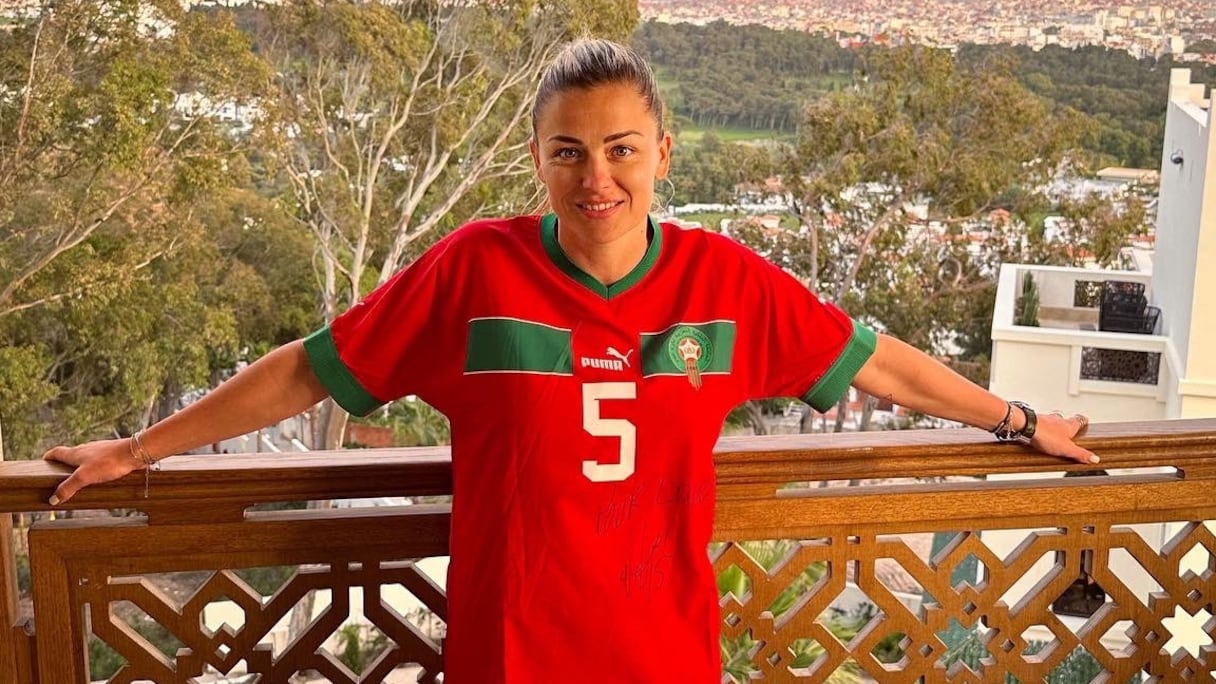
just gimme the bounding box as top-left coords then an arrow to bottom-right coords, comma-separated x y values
540,213 -> 662,299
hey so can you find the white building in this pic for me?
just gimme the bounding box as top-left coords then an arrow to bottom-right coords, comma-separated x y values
173,91 -> 265,133
990,68 -> 1216,422
985,68 -> 1215,654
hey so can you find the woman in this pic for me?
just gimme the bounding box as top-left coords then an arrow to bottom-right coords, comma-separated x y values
45,39 -> 1094,683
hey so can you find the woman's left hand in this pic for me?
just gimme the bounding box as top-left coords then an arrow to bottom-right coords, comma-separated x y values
1030,412 -> 1098,465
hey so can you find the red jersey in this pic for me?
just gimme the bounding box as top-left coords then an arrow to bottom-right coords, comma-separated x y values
304,214 -> 875,683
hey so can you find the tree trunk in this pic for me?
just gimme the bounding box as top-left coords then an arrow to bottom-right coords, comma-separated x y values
859,393 -> 878,431
312,398 -> 350,451
798,403 -> 816,433
286,581 -> 320,683
290,400 -> 347,660
153,382 -> 180,424
832,394 -> 848,433
288,406 -> 342,676
743,400 -> 769,435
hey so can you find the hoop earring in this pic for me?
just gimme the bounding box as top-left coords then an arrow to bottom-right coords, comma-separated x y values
654,177 -> 676,212
526,186 -> 550,215
527,176 -> 550,215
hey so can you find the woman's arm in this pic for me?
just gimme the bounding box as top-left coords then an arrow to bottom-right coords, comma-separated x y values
44,339 -> 330,504
850,333 -> 1097,464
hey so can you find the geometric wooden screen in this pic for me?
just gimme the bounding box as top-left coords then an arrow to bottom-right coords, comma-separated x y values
29,507 -> 451,683
85,562 -> 446,682
713,522 -> 1215,682
29,513 -> 1215,682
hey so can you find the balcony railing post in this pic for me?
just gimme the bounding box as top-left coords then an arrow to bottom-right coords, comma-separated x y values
0,418 -> 35,682
0,537 -> 17,678
0,417 -> 12,678
28,525 -> 90,683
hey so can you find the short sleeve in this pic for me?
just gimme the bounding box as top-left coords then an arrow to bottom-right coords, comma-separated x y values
303,235 -> 463,416
740,256 -> 877,411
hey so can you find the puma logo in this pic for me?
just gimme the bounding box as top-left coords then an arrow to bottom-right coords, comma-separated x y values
607,347 -> 633,368
580,347 -> 635,372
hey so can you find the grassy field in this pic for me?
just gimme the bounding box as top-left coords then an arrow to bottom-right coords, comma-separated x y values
656,70 -> 791,146
675,124 -> 791,144
676,211 -> 744,231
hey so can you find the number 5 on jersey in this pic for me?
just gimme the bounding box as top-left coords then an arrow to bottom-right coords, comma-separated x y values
582,382 -> 637,482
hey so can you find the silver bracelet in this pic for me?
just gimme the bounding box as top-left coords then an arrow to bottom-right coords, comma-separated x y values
128,430 -> 160,499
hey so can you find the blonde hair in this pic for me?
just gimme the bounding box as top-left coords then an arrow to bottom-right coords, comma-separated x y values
532,38 -> 665,139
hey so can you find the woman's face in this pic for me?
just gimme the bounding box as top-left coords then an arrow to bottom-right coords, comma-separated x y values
530,82 -> 672,248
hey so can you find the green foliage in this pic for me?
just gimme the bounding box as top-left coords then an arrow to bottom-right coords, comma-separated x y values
639,23 -> 1216,169
0,0 -> 268,295
719,542 -> 849,681
336,623 -> 389,676
634,20 -> 861,131
14,553 -> 29,595
1186,39 -> 1216,54
941,628 -> 1143,683
1016,273 -> 1041,327
960,44 -> 1216,168
0,2 -> 278,454
723,44 -> 1085,371
953,283 -> 998,362
256,0 -> 640,332
0,0 -> 645,457
232,565 -> 299,597
791,46 -> 1086,219
1050,191 -> 1150,268
669,132 -> 775,204
717,542 -> 827,608
720,596 -> 892,683
88,638 -> 125,681
88,610 -> 184,680
540,0 -> 639,43
194,188 -> 318,358
358,398 -> 451,447
0,210 -> 252,450
676,124 -> 788,144
0,346 -> 57,457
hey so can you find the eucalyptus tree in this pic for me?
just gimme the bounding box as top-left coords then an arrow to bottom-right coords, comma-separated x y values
0,1 -> 270,455
734,46 -> 1089,433
1047,189 -> 1151,269
0,0 -> 268,319
256,0 -> 638,448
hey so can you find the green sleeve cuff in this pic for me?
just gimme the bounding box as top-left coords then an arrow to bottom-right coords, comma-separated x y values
302,327 -> 383,417
802,322 -> 878,412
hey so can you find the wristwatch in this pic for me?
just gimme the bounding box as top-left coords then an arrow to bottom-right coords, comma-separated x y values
993,401 -> 1037,444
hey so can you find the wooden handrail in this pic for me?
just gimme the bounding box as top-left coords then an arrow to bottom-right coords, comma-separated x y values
0,419 -> 1212,519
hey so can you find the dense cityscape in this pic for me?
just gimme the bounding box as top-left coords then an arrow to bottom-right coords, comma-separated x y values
640,0 -> 1216,59
3,0 -> 1215,58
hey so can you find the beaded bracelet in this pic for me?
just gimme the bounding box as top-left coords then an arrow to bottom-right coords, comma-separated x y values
128,430 -> 160,499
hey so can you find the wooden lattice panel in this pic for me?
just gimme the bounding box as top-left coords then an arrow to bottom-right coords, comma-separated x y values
84,562 -> 445,683
29,507 -> 451,683
713,522 -> 1215,682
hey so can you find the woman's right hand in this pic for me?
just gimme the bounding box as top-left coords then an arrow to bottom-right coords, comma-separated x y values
43,439 -> 142,505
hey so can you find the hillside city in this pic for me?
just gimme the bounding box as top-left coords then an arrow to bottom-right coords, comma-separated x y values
3,0 -> 1215,60
640,0 -> 1216,59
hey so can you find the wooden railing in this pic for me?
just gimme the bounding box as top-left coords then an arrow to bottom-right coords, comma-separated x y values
0,419 -> 1214,682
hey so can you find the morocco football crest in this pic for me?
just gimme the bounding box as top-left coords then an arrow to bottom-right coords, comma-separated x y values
667,326 -> 713,389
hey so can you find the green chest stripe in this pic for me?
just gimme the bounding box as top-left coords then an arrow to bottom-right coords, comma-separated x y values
465,317 -> 574,374
641,321 -> 736,377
